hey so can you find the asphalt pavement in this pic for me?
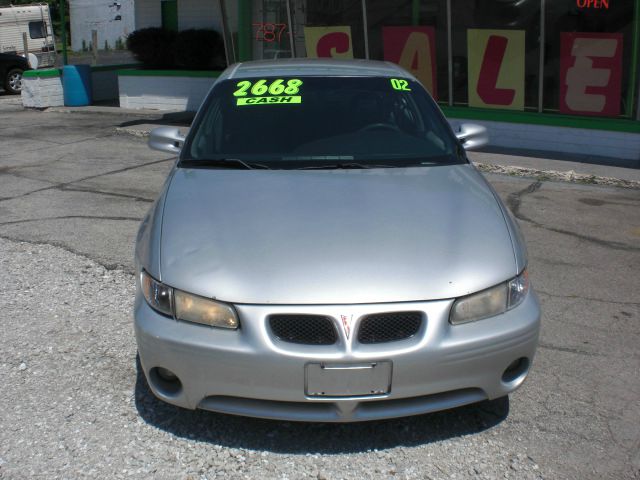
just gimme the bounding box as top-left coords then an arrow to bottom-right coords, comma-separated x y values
0,92 -> 639,479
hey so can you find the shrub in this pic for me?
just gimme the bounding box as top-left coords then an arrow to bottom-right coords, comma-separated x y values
174,29 -> 226,70
126,27 -> 177,69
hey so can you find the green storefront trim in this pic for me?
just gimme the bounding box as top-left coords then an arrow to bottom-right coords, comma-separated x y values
24,64 -> 141,78
23,69 -> 61,78
90,63 -> 140,72
117,69 -> 222,78
440,106 -> 640,134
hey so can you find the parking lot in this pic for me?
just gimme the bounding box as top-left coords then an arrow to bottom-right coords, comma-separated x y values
0,92 -> 639,479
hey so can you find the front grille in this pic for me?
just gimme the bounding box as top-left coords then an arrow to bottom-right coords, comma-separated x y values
357,311 -> 423,344
269,314 -> 338,345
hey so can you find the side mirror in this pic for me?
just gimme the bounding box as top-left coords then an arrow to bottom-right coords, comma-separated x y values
455,123 -> 489,150
149,127 -> 186,154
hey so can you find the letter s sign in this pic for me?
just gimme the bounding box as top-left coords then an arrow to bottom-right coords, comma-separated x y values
560,32 -> 622,116
304,26 -> 353,59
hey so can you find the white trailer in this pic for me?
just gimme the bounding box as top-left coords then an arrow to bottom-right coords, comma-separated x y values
0,3 -> 56,69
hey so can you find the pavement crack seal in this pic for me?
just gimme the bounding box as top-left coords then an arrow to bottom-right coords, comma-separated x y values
0,133 -> 120,160
0,157 -> 174,203
506,180 -> 542,223
474,162 -> 640,189
506,180 -> 640,252
59,186 -> 154,203
0,233 -> 134,273
538,342 -> 602,357
0,215 -> 142,227
536,289 -> 640,307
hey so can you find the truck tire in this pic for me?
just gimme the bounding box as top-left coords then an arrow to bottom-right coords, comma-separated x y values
5,68 -> 24,94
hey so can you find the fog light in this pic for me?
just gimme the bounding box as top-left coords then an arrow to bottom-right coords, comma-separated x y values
501,357 -> 529,383
157,367 -> 178,382
150,366 -> 182,396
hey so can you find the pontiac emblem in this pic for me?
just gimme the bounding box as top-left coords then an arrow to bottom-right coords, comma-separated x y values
340,314 -> 354,339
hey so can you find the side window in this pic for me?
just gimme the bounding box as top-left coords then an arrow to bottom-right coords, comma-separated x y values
29,21 -> 46,39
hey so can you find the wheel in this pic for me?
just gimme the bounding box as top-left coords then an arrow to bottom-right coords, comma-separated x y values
358,122 -> 401,133
5,68 -> 24,95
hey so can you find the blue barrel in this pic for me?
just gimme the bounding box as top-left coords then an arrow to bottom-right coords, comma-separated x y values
62,65 -> 92,106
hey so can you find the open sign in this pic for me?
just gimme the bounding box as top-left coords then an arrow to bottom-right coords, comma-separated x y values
576,0 -> 610,8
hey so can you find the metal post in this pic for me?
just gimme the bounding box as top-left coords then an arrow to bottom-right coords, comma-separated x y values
285,0 -> 296,58
538,0 -> 545,113
636,75 -> 640,121
218,0 -> 234,65
361,0 -> 369,59
22,32 -> 29,59
238,0 -> 252,61
628,0 -> 639,118
412,0 -> 420,26
91,30 -> 98,65
59,0 -> 68,65
447,0 -> 453,106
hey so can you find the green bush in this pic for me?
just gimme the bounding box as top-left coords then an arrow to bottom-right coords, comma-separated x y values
126,28 -> 226,70
174,29 -> 226,70
126,27 -> 177,69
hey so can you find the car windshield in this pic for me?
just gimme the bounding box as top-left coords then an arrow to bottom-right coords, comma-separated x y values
182,76 -> 462,169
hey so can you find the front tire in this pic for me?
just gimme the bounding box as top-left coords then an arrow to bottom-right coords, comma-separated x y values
5,68 -> 24,94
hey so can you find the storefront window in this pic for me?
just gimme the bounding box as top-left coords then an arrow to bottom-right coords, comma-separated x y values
221,0 -> 292,62
544,0 -> 636,118
290,0 -> 366,59
451,0 -> 541,111
365,0 -> 448,102
219,0 -> 639,120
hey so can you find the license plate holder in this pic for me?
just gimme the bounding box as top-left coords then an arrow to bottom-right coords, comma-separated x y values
305,361 -> 392,397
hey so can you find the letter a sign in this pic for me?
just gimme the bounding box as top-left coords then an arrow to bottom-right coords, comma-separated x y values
383,26 -> 438,99
468,29 -> 525,110
560,32 -> 622,116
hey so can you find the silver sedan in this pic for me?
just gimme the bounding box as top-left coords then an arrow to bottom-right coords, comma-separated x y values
134,59 -> 540,422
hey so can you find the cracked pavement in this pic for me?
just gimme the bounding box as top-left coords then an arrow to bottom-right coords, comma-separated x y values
0,93 -> 639,479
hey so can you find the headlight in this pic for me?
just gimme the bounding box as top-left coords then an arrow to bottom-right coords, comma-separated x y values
449,269 -> 529,325
140,271 -> 239,329
174,289 -> 239,329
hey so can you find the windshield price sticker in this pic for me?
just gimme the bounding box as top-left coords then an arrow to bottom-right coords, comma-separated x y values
237,96 -> 301,106
390,78 -> 411,91
234,78 -> 303,105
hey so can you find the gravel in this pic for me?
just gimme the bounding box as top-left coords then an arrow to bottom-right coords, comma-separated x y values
474,162 -> 640,189
0,237 -> 553,480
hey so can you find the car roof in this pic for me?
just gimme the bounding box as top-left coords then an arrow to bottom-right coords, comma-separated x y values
220,59 -> 415,81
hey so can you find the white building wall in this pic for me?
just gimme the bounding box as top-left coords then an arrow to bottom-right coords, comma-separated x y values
134,0 -> 160,30
119,74 -> 215,111
450,120 -> 640,162
134,0 -> 221,31
178,0 -> 222,31
70,0 -> 135,51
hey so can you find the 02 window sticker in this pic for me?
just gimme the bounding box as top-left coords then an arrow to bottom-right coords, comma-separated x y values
390,78 -> 411,91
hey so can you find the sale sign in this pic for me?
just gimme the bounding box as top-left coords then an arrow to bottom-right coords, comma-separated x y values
304,26 -> 353,59
382,26 -> 437,99
467,29 -> 525,110
560,32 -> 622,116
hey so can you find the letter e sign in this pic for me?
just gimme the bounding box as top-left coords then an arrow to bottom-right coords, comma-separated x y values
560,32 -> 622,116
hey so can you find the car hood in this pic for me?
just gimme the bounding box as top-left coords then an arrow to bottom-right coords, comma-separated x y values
159,164 -> 517,304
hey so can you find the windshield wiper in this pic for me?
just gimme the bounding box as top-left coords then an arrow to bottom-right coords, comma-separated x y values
181,158 -> 271,170
296,162 -> 398,170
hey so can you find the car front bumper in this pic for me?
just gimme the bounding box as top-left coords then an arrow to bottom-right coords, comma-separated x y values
134,289 -> 540,422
